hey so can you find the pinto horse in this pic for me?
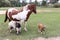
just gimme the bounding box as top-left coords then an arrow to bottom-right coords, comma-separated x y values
4,4 -> 37,31
4,4 -> 36,22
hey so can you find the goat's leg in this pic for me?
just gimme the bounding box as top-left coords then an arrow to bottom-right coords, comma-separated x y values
16,28 -> 19,35
16,27 -> 21,35
8,26 -> 13,33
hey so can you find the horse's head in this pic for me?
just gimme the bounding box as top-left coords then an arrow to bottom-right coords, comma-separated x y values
28,4 -> 37,14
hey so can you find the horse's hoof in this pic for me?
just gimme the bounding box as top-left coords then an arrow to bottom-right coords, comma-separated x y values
23,29 -> 27,32
24,30 -> 28,32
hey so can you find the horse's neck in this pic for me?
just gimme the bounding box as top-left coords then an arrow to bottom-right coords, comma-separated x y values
27,10 -> 32,16
25,10 -> 32,21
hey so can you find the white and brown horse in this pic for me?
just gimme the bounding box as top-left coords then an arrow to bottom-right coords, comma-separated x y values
4,4 -> 37,31
4,4 -> 36,22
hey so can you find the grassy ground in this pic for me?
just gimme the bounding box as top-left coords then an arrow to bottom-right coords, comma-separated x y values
0,11 -> 60,40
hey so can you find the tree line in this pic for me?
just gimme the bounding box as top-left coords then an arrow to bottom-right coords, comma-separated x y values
0,0 -> 47,7
0,0 -> 21,7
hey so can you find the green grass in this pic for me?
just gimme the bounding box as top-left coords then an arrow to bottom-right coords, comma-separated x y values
0,12 -> 60,40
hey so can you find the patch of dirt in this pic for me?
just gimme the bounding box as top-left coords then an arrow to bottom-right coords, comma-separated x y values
0,10 -> 6,14
34,37 -> 46,40
34,37 -> 60,40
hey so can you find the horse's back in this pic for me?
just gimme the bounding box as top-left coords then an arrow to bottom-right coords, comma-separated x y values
8,8 -> 19,15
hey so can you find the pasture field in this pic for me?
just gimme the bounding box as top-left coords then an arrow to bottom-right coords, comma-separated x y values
0,7 -> 60,40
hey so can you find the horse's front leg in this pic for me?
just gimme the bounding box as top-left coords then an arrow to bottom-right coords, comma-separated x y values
20,20 -> 27,32
24,22 -> 27,32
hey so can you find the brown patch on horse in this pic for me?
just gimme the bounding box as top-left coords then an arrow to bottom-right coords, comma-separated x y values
10,9 -> 23,15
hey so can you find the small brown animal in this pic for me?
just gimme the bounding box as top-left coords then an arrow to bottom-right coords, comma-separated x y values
38,23 -> 46,32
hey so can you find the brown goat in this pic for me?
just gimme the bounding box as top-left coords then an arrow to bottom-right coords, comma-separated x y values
38,23 -> 46,32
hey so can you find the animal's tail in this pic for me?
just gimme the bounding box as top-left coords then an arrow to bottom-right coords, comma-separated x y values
4,10 -> 8,22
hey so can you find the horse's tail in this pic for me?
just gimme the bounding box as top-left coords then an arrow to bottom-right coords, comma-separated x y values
4,10 -> 8,22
